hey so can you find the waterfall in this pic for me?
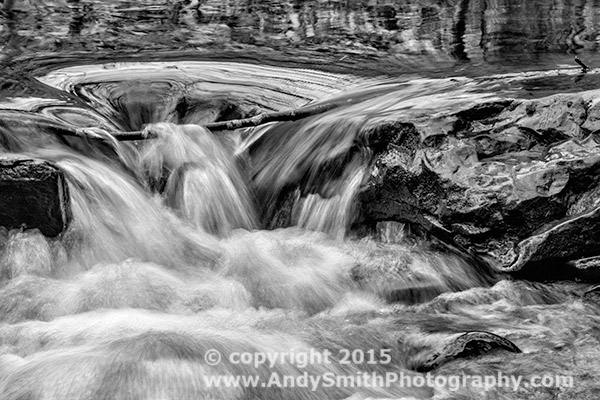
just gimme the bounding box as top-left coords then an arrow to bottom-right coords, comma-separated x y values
0,60 -> 587,399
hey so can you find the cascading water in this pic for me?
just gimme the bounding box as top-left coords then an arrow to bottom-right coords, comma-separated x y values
295,162 -> 366,239
0,60 -> 597,400
136,122 -> 257,236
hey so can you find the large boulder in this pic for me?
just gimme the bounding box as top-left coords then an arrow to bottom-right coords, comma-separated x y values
0,156 -> 71,237
357,90 -> 600,279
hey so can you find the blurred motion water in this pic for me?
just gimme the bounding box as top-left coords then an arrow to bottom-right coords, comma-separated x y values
1,1 -> 600,399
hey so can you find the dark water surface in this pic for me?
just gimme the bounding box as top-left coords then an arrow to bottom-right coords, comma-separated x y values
2,1 -> 600,400
3,0 -> 600,77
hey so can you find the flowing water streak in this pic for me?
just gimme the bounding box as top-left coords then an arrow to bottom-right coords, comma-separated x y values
37,148 -> 223,272
135,122 -> 257,236
295,162 -> 366,239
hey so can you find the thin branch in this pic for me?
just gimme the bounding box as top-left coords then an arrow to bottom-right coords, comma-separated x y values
75,102 -> 342,141
205,102 -> 339,130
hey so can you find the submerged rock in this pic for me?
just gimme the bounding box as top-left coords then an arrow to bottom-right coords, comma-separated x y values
357,90 -> 600,280
0,156 -> 71,237
414,331 -> 522,372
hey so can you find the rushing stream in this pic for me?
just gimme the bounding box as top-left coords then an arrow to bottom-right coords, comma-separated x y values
4,1 -> 600,397
0,59 -> 598,400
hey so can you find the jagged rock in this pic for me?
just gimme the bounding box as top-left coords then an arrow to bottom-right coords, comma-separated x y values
414,331 -> 522,372
582,99 -> 600,133
0,156 -> 71,237
509,201 -> 600,272
504,95 -> 587,139
358,92 -> 600,279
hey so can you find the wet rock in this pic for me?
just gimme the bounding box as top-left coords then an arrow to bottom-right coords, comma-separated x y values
263,187 -> 301,230
469,127 -> 537,158
359,123 -> 440,229
414,331 -> 522,372
358,92 -> 600,279
505,95 -> 587,139
572,255 -> 600,274
509,202 -> 600,271
582,99 -> 600,133
0,156 -> 71,237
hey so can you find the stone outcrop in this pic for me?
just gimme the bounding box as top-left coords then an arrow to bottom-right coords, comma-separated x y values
358,89 -> 600,280
0,156 -> 71,237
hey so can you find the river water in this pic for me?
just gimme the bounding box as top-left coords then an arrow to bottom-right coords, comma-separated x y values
2,1 -> 600,400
